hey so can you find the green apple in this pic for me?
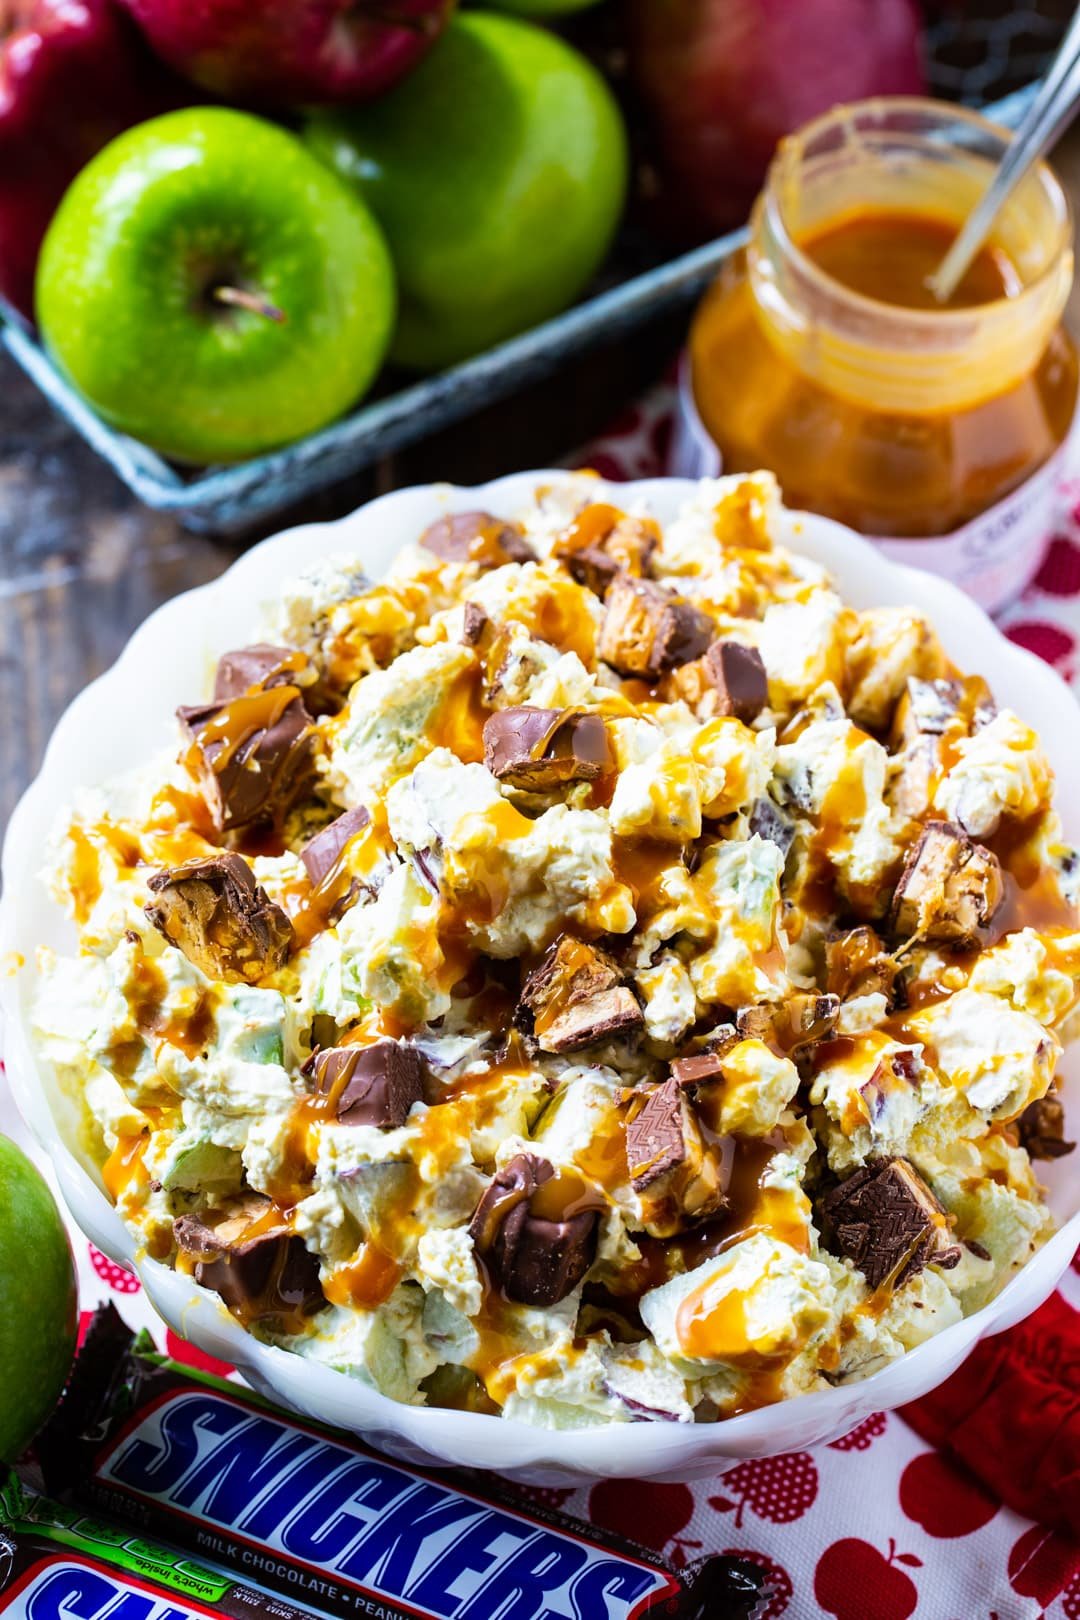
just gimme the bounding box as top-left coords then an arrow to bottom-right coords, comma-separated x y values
36,108 -> 396,464
305,11 -> 627,372
0,1135 -> 77,1460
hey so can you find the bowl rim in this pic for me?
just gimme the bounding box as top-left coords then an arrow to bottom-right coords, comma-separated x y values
2,467 -> 1078,1476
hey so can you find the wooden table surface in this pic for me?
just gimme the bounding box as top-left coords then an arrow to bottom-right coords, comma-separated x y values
5,127 -> 1080,835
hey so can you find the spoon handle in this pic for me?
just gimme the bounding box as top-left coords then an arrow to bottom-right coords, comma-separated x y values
928,3 -> 1080,304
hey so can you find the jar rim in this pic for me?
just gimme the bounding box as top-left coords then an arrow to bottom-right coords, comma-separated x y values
761,95 -> 1074,327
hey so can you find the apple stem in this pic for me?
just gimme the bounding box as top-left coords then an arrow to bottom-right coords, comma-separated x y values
212,286 -> 287,324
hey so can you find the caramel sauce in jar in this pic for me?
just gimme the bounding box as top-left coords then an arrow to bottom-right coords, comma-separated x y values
686,100 -> 1077,610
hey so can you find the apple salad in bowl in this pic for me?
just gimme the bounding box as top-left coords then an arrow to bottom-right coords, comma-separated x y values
32,472 -> 1080,1430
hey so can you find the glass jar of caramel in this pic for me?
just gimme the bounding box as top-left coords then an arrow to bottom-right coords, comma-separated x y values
676,99 -> 1078,613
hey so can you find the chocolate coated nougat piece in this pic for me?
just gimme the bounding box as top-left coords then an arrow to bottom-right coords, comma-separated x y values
174,1195 -> 324,1323
213,643 -> 305,702
1016,1093 -> 1075,1160
825,925 -> 897,1004
419,509 -> 536,567
704,640 -> 769,724
598,574 -> 714,678
554,508 -> 658,597
748,796 -> 795,857
890,820 -> 1004,944
820,1157 -> 962,1290
300,805 -> 371,888
483,706 -> 612,792
625,1078 -> 729,1236
517,934 -> 643,1053
178,683 -> 316,834
145,853 -> 292,983
735,993 -> 840,1054
893,675 -> 997,746
468,1152 -> 599,1307
304,1039 -> 423,1128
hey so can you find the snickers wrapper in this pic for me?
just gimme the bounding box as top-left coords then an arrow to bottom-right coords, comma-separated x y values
33,1308 -> 771,1620
0,1472 -> 309,1620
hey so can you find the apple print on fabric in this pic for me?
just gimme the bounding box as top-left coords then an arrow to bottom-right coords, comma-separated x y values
1034,535 -> 1080,596
1008,1525 -> 1080,1612
828,1412 -> 889,1452
87,1242 -> 141,1294
814,1538 -> 921,1620
588,1480 -> 701,1565
1005,621 -> 1077,676
717,1549 -> 792,1619
899,1452 -> 998,1538
710,1453 -> 819,1527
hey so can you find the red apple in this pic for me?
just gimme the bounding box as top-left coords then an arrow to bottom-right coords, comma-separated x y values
625,0 -> 925,238
0,0 -> 185,319
117,0 -> 455,107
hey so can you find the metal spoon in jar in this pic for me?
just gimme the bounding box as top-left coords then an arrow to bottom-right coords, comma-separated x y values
928,2 -> 1080,304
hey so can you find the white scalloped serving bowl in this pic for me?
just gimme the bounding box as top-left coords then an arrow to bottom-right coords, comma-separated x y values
2,472 -> 1078,1484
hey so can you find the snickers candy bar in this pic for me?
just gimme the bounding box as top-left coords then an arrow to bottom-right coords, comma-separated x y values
145,853 -> 292,983
819,1156 -> 962,1290
625,1078 -> 728,1237
704,640 -> 768,724
748,795 -> 795,857
1015,1093 -> 1075,1160
598,574 -> 714,679
483,705 -> 612,792
178,682 -> 317,833
213,642 -> 308,701
894,674 -> 997,745
468,1152 -> 599,1307
419,509 -> 536,568
890,820 -> 1004,944
517,933 -> 643,1053
36,1306 -> 778,1620
0,1474 -> 322,1620
555,506 -> 658,597
736,993 -> 839,1054
304,1038 -> 423,1128
300,804 -> 371,887
173,1193 -> 324,1324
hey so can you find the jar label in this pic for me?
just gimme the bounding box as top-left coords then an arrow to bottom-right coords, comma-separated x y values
671,356 -> 1068,617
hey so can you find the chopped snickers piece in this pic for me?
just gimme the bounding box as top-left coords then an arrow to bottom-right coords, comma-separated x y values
889,821 -> 1004,944
889,736 -> 939,822
300,806 -> 371,888
174,1195 -> 324,1323
304,1039 -> 423,1128
819,1157 -> 962,1290
517,934 -> 643,1053
554,506 -> 658,597
748,797 -> 795,858
419,510 -> 536,568
598,575 -> 714,679
145,854 -> 292,984
1016,1094 -> 1075,1160
178,683 -> 316,834
483,706 -> 612,792
893,674 -> 996,748
213,644 -> 306,702
669,1051 -> 728,1089
625,1078 -> 728,1236
825,926 -> 897,1004
468,1152 -> 599,1307
735,994 -> 839,1054
461,602 -> 491,647
704,640 -> 769,724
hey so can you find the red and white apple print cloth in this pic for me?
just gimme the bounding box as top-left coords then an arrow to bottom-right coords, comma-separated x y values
5,385 -> 1080,1617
